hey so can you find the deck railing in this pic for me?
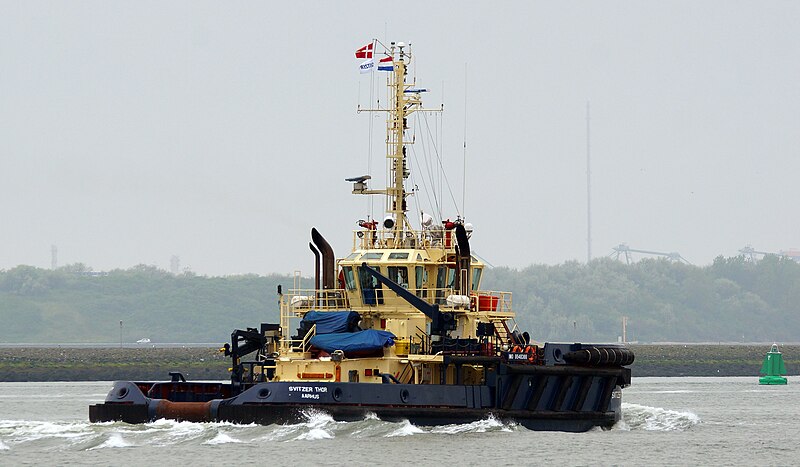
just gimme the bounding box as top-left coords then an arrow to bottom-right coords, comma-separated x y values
280,287 -> 512,314
352,228 -> 459,251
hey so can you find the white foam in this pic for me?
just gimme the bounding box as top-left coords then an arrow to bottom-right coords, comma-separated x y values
203,432 -> 242,445
89,432 -> 133,449
429,416 -> 513,434
301,409 -> 336,427
622,402 -> 701,431
257,424 -> 303,442
295,428 -> 333,440
0,420 -> 93,444
384,420 -> 424,437
0,439 -> 9,450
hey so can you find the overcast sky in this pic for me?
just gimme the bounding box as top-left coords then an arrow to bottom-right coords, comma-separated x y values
1,2 -> 798,276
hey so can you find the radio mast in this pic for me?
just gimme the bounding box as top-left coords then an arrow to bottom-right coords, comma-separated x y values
586,101 -> 592,263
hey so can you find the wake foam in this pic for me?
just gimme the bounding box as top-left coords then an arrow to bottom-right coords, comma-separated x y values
429,415 -> 515,434
384,420 -> 424,437
620,403 -> 700,431
0,419 -> 93,445
89,433 -> 132,449
203,432 -> 242,445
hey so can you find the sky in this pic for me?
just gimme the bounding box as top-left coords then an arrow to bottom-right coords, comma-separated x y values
1,2 -> 799,276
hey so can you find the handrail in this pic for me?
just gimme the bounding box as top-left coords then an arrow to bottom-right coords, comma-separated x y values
300,324 -> 316,353
352,228 -> 458,251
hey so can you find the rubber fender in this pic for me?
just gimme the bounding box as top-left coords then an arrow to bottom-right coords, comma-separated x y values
563,346 -> 635,367
153,400 -> 220,422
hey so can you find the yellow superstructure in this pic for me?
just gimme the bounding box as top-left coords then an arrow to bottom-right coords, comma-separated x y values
261,42 -> 519,387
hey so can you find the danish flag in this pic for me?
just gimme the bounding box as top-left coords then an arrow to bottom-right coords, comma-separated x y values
355,42 -> 374,59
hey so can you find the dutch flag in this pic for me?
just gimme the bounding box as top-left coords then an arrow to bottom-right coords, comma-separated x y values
377,56 -> 394,72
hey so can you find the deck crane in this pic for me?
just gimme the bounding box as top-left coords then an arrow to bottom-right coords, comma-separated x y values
609,243 -> 691,265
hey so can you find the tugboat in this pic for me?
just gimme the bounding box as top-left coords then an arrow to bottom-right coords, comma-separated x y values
759,344 -> 788,385
89,41 -> 633,432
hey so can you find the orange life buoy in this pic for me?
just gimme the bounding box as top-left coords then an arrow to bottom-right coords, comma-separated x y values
525,345 -> 539,363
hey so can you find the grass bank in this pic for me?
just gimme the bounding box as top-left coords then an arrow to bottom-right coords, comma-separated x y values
0,344 -> 795,382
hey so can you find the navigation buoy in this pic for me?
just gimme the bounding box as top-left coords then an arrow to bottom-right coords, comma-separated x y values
759,344 -> 788,385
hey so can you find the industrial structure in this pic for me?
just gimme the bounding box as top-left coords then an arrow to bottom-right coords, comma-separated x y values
609,243 -> 690,265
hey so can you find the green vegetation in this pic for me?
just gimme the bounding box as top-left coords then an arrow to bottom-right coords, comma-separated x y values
484,255 -> 800,343
0,264 -> 299,343
1,255 -> 799,344
0,345 -> 794,381
0,347 -> 229,381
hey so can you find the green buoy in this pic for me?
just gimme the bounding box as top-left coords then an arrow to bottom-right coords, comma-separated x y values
759,344 -> 788,385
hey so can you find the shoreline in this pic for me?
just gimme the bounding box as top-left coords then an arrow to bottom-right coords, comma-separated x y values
0,344 -> 795,382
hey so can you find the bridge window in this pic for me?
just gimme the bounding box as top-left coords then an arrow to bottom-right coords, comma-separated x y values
342,267 -> 356,290
388,266 -> 409,288
415,266 -> 428,298
472,268 -> 482,291
358,265 -> 384,305
388,252 -> 409,260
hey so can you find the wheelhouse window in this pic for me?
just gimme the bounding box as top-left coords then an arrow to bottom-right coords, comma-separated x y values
388,252 -> 409,260
358,265 -> 384,305
343,266 -> 356,290
387,266 -> 409,288
415,266 -> 428,298
435,266 -> 447,304
472,267 -> 482,291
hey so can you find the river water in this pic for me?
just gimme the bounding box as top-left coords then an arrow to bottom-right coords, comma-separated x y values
0,377 -> 797,466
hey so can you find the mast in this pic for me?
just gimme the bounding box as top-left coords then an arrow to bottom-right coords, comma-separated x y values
387,42 -> 409,246
354,42 -> 440,245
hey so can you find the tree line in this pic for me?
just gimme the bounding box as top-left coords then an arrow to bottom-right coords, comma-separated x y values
1,255 -> 798,343
483,255 -> 800,343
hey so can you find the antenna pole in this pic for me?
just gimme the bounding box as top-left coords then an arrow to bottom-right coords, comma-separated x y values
586,101 -> 592,263
462,63 -> 468,218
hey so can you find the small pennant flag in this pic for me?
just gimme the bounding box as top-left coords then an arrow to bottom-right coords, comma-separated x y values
377,56 -> 393,72
355,42 -> 374,59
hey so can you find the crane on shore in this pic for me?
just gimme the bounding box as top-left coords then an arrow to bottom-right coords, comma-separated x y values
739,245 -> 800,263
610,243 -> 691,265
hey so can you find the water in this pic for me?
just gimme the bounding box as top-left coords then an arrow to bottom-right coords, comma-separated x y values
1,377 -> 798,465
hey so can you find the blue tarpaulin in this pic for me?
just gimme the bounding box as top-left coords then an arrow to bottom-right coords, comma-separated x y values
301,311 -> 361,334
309,330 -> 396,354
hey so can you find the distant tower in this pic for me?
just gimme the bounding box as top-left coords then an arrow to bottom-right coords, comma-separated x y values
51,245 -> 58,270
170,255 -> 180,275
586,101 -> 592,263
622,316 -> 628,343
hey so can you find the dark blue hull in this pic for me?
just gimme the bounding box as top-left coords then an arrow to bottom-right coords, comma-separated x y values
89,363 -> 629,432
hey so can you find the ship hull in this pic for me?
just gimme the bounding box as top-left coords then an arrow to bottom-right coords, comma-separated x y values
89,364 -> 629,432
